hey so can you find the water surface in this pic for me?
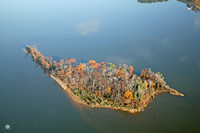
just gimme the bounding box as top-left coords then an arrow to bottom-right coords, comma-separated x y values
0,0 -> 200,132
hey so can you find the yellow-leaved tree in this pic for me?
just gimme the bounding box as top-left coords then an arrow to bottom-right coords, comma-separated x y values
124,90 -> 133,100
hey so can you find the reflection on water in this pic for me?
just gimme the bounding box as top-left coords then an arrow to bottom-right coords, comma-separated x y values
73,102 -> 144,133
178,0 -> 200,12
138,0 -> 200,13
76,20 -> 100,36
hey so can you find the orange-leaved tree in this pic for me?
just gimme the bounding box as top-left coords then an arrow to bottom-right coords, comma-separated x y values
88,60 -> 100,71
128,66 -> 134,76
30,47 -> 34,54
117,66 -> 122,77
45,62 -> 50,69
88,60 -> 96,64
121,80 -> 125,86
75,64 -> 86,76
42,59 -> 46,67
99,62 -> 107,70
124,90 -> 133,100
65,58 -> 77,64
37,52 -> 42,58
141,69 -> 149,79
65,71 -> 72,76
75,64 -> 86,71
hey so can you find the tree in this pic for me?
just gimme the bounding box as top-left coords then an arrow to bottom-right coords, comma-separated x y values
45,62 -> 50,69
37,52 -> 42,58
65,71 -> 72,76
30,47 -> 34,54
128,66 -> 134,76
99,62 -> 107,70
107,86 -> 111,94
124,90 -> 133,100
60,59 -> 64,66
117,66 -> 122,77
42,59 -> 46,67
88,60 -> 101,71
75,64 -> 86,76
88,60 -> 96,64
65,58 -> 77,64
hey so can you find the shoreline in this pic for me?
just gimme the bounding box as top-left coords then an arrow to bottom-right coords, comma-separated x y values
23,45 -> 184,114
50,75 -> 183,114
50,75 -> 142,113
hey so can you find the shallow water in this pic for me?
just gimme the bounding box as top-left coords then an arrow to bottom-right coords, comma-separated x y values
0,0 -> 200,132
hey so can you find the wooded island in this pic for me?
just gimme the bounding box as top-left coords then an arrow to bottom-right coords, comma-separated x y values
24,45 -> 184,113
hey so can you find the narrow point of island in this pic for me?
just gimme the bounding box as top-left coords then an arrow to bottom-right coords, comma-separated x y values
24,45 -> 184,113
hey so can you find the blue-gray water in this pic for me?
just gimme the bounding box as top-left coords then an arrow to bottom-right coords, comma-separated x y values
0,0 -> 200,132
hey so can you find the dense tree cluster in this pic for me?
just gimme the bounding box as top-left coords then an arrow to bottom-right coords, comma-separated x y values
25,45 -> 181,111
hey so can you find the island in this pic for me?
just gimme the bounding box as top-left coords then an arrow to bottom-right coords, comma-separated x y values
24,45 -> 184,113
